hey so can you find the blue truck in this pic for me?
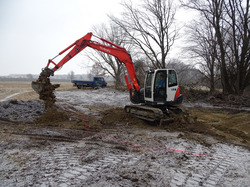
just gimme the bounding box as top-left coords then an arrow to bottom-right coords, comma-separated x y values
71,77 -> 107,89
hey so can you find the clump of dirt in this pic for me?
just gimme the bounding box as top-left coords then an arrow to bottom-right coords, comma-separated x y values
38,79 -> 59,109
161,111 -> 199,131
32,68 -> 60,109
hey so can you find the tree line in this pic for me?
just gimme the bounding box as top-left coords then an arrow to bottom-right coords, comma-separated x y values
86,0 -> 249,95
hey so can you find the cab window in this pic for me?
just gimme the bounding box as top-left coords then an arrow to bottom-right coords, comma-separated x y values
168,70 -> 177,87
145,72 -> 154,98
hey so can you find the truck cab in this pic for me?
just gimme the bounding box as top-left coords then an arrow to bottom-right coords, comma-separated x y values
72,76 -> 107,89
93,77 -> 107,87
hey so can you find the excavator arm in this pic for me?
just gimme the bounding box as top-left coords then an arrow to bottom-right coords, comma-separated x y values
32,32 -> 141,103
46,33 -> 92,73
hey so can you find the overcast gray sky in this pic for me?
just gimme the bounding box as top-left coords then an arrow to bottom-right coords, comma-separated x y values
0,0 -> 192,76
0,0 -> 128,76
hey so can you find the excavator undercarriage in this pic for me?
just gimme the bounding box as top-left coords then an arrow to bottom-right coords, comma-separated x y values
125,105 -> 164,122
124,105 -> 183,122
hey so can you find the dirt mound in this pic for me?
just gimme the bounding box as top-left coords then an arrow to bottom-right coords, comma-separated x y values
100,107 -> 198,131
101,107 -> 148,127
181,86 -> 250,108
160,111 -> 198,131
35,108 -> 69,125
0,99 -> 44,122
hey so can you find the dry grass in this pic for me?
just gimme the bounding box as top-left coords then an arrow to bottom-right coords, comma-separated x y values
190,108 -> 250,144
0,81 -> 75,101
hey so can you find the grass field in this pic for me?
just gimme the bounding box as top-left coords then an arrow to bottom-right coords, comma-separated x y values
0,81 -> 75,101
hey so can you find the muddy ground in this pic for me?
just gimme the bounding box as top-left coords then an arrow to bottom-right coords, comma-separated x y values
0,83 -> 250,186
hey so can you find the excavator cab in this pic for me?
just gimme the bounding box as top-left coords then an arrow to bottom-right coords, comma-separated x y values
144,69 -> 182,106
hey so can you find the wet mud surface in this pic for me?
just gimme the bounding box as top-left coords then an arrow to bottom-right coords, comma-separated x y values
0,88 -> 250,186
0,100 -> 44,122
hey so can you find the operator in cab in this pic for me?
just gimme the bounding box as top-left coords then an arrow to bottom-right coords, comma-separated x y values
156,73 -> 165,89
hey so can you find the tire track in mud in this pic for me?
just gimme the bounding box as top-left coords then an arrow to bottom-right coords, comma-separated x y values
41,137 -> 143,187
170,156 -> 232,187
168,143 -> 249,187
3,128 -> 248,185
1,133 -> 249,187
2,141 -> 141,186
0,91 -> 30,102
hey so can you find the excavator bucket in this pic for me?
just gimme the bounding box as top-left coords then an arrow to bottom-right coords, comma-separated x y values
31,67 -> 57,94
31,81 -> 43,94
31,80 -> 60,94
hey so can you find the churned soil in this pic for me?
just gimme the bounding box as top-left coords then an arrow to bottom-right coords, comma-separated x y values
0,83 -> 250,186
100,107 -> 250,147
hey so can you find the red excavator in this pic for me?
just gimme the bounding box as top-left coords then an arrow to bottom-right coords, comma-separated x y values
32,32 -> 183,121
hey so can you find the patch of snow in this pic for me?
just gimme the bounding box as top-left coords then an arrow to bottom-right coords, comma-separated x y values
55,88 -> 131,112
0,91 -> 30,102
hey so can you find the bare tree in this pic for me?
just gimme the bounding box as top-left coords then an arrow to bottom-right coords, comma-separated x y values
166,59 -> 201,86
26,74 -> 34,80
109,0 -> 178,68
185,18 -> 220,93
84,23 -> 134,89
181,0 -> 250,94
88,61 -> 106,79
223,0 -> 250,94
